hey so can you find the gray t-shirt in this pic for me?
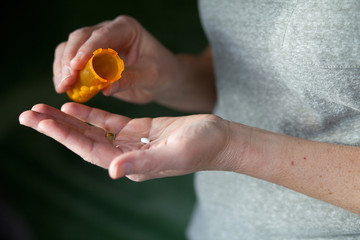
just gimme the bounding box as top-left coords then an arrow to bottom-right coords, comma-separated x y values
187,0 -> 360,239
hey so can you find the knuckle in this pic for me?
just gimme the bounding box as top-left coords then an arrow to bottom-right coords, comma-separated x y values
114,15 -> 137,25
55,42 -> 66,54
31,103 -> 48,112
69,27 -> 90,39
113,15 -> 141,34
92,26 -> 111,36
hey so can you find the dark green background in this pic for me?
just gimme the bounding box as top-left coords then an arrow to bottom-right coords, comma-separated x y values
1,1 -> 208,239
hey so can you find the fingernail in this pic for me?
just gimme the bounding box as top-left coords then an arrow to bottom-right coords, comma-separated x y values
58,66 -> 72,89
71,52 -> 82,65
55,74 -> 62,87
110,162 -> 131,179
109,164 -> 118,179
62,65 -> 72,80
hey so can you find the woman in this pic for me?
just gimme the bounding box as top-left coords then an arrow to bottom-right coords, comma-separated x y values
20,0 -> 360,239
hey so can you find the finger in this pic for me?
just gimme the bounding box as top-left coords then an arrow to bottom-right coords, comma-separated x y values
54,42 -> 66,76
19,108 -> 118,169
108,144 -> 185,181
76,16 -> 138,67
30,104 -> 93,132
61,102 -> 131,133
26,104 -> 108,142
37,117 -> 117,168
108,150 -> 149,180
57,21 -> 112,93
20,105 -> 75,131
64,21 -> 110,70
108,150 -> 165,181
62,26 -> 93,70
19,109 -> 53,131
102,57 -> 159,98
68,20 -> 111,70
53,42 -> 67,93
56,26 -> 93,93
102,68 -> 141,96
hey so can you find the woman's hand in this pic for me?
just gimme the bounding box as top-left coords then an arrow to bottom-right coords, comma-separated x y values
19,103 -> 240,181
53,16 -> 216,112
54,16 -> 181,104
19,102 -> 360,214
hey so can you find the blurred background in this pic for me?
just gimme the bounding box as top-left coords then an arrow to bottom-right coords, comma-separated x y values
1,0 -> 208,239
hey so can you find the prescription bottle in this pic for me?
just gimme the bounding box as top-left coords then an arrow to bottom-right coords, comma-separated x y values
67,48 -> 124,103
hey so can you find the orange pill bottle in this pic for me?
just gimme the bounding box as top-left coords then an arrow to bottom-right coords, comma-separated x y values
67,48 -> 124,103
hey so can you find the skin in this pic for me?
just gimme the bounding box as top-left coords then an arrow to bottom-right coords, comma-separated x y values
53,15 -> 216,112
20,16 -> 360,215
19,103 -> 233,182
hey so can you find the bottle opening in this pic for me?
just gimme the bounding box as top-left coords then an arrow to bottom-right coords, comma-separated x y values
92,53 -> 120,81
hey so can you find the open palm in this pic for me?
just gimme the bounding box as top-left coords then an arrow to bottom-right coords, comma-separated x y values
19,103 -> 229,181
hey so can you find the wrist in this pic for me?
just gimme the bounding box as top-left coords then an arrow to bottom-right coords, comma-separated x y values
231,123 -> 291,183
221,121 -> 285,181
154,50 -> 216,112
215,120 -> 254,173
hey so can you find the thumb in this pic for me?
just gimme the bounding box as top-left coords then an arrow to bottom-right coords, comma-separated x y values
102,68 -> 140,96
108,146 -> 180,181
102,55 -> 160,96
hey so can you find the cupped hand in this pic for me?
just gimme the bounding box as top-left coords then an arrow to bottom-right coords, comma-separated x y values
19,103 -> 232,181
54,16 -> 182,104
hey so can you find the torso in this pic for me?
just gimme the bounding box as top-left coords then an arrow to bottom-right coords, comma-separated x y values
188,1 -> 360,239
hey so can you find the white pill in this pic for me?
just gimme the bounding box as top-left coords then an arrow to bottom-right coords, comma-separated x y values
141,137 -> 150,144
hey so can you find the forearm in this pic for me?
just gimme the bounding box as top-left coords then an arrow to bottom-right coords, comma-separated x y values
226,121 -> 360,215
155,48 -> 216,113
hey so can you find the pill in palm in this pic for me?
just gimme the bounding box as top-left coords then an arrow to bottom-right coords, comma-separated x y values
141,137 -> 150,144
